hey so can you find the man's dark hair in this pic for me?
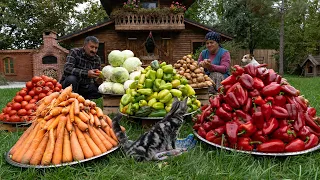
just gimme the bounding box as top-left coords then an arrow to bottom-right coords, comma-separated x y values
84,36 -> 99,45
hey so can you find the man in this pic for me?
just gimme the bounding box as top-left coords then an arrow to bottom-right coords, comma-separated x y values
60,36 -> 102,99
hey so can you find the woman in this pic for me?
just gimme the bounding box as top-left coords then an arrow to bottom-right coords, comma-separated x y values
198,31 -> 230,94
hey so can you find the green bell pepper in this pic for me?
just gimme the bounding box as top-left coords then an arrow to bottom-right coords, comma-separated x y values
159,83 -> 172,90
166,98 -> 174,106
139,100 -> 148,107
162,65 -> 173,74
134,94 -> 145,103
185,84 -> 196,96
187,97 -> 192,106
160,62 -> 167,67
137,89 -> 153,96
152,102 -> 164,110
194,99 -> 201,108
170,89 -> 182,97
147,92 -> 158,101
171,79 -> 180,88
173,74 -> 180,80
163,73 -> 172,82
156,69 -> 163,79
126,103 -> 133,115
180,77 -> 188,85
154,79 -> 162,88
191,104 -> 198,111
134,76 -> 140,80
119,103 -> 124,113
139,74 -> 146,85
187,106 -> 193,113
144,79 -> 153,89
165,105 -> 172,113
159,93 -> 172,104
120,94 -> 132,106
129,80 -> 138,89
153,84 -> 159,92
132,103 -> 140,112
141,70 -> 147,74
130,89 -> 138,97
148,109 -> 167,117
151,60 -> 160,70
137,84 -> 144,89
179,85 -> 188,96
147,70 -> 156,80
148,98 -> 157,107
157,89 -> 170,100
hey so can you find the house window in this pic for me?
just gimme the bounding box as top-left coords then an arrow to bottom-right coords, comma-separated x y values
141,2 -> 157,9
308,66 -> 313,73
3,57 -> 14,74
42,55 -> 57,64
97,43 -> 105,64
192,41 -> 205,54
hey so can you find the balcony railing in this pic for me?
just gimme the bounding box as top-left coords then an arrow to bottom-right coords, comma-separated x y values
114,13 -> 185,31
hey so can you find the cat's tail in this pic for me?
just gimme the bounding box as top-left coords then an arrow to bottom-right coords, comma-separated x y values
111,113 -> 129,149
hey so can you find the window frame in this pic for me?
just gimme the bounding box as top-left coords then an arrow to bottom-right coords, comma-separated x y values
191,40 -> 205,54
3,57 -> 15,75
42,55 -> 58,64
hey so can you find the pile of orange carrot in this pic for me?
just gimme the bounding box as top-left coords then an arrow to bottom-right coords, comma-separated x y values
9,85 -> 123,166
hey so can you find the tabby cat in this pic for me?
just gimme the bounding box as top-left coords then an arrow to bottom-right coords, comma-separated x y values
112,98 -> 188,161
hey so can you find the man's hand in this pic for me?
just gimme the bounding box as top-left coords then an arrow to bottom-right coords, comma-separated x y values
88,69 -> 99,78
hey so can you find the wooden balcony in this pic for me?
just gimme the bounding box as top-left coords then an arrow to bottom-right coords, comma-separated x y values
114,13 -> 185,31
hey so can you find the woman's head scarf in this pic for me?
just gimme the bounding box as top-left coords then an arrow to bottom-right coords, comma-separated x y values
205,31 -> 222,47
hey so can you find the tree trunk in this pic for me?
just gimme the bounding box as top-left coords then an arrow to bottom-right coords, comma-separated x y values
279,0 -> 285,75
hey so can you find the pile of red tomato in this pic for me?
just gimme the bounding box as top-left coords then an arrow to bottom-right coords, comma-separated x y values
0,75 -> 62,122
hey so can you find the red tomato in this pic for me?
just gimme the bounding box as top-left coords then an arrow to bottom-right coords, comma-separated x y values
17,109 -> 27,116
33,95 -> 39,101
3,114 -> 10,121
27,109 -> 35,116
20,115 -> 29,122
9,110 -> 17,116
56,82 -> 62,89
9,115 -> 21,122
24,95 -> 32,102
32,76 -> 42,84
6,102 -> 13,107
54,87 -> 61,92
47,91 -> 52,96
21,101 -> 28,108
42,86 -> 50,93
38,93 -> 46,100
5,107 -> 12,114
36,80 -> 45,87
28,90 -> 35,97
2,107 -> 6,113
26,81 -> 33,89
11,103 -> 21,111
52,79 -> 57,85
25,103 -> 36,111
34,87 -> 42,94
29,99 -> 37,104
19,90 -> 27,97
45,81 -> 54,89
22,87 -> 28,91
0,113 -> 4,120
14,95 -> 24,103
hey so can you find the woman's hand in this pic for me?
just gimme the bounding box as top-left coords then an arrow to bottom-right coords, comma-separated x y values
202,60 -> 212,70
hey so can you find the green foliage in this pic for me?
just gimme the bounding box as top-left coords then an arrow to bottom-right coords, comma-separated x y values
192,45 -> 206,60
0,73 -> 8,85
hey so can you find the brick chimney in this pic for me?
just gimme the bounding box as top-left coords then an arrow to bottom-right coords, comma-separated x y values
43,30 -> 57,48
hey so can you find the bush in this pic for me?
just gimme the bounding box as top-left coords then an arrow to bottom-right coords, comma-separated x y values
0,73 -> 8,85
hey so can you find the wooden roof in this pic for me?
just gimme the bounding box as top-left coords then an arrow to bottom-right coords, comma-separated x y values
300,55 -> 320,67
58,18 -> 233,42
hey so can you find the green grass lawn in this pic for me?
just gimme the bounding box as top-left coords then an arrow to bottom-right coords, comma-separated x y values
1,76 -> 320,179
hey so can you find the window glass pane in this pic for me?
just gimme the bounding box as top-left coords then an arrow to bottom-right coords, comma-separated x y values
141,2 -> 157,9
11,68 -> 14,73
42,56 -> 57,64
97,43 -> 105,63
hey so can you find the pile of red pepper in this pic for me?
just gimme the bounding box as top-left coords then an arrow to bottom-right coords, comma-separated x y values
193,64 -> 320,153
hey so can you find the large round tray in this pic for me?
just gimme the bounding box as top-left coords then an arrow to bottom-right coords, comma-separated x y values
101,93 -> 123,96
5,146 -> 119,168
193,131 -> 320,156
0,120 -> 32,125
120,110 -> 198,120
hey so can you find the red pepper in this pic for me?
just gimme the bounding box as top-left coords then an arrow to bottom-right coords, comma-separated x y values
262,117 -> 279,135
256,67 -> 269,79
305,134 -> 319,150
253,77 -> 265,90
226,82 -> 240,94
199,105 -> 212,124
244,63 -> 257,77
285,104 -> 297,120
307,107 -> 317,118
252,111 -> 265,130
285,95 -> 296,105
216,107 -> 232,121
284,138 -> 305,152
200,104 -> 210,111
293,111 -> 305,132
272,106 -> 288,119
231,65 -> 245,76
234,84 -> 247,106
304,112 -> 320,133
238,74 -> 254,90
226,121 -> 239,147
261,83 -> 282,97
211,137 -> 228,147
237,121 -> 257,137
298,126 -> 311,141
275,74 -> 282,84
242,98 -> 252,112
221,75 -> 237,86
252,130 -> 268,143
272,125 -> 296,143
294,96 -> 307,111
265,97 -> 274,104
264,69 -> 277,85
249,89 -> 261,98
281,85 -> 300,97
210,115 -> 226,129
235,110 -> 253,123
254,96 -> 266,106
222,103 -> 233,112
237,137 -> 255,151
257,139 -> 285,153
274,94 -> 287,107
305,126 -> 320,137
197,126 -> 207,138
209,95 -> 221,109
202,121 -> 213,132
224,92 -> 240,109
205,130 -> 216,142
261,103 -> 272,121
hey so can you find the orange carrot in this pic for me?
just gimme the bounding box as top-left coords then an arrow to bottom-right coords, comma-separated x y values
77,96 -> 85,104
47,114 -> 64,131
105,115 -> 113,128
84,100 -> 91,106
37,117 -> 44,123
82,110 -> 91,119
44,114 -> 53,121
58,98 -> 74,107
69,92 -> 80,98
90,108 -> 96,115
109,127 -> 118,141
69,102 -> 75,122
36,103 -> 47,117
61,105 -> 71,115
55,85 -> 73,106
100,118 -> 108,128
120,126 -> 126,132
11,123 -> 41,163
10,121 -> 37,155
78,112 -> 89,123
93,127 -> 113,150
98,128 -> 118,147
70,128 -> 84,161
93,115 -> 101,128
88,125 -> 107,153
89,113 -> 95,125
91,101 -> 96,107
49,107 -> 63,116
21,129 -> 46,164
41,129 -> 55,165
43,117 -> 55,130
103,126 -> 111,136
40,108 -> 50,118
83,132 -> 102,156
29,133 -> 49,165
66,115 -> 73,132
74,99 -> 80,115
62,128 -> 73,163
95,107 -> 104,119
44,92 -> 60,105
74,116 -> 89,132
75,126 -> 93,159
52,116 -> 67,165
